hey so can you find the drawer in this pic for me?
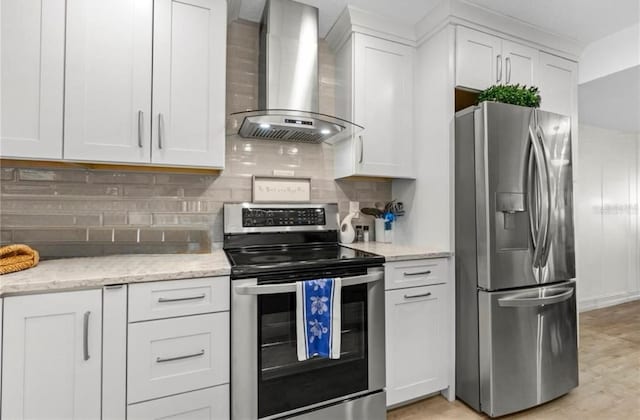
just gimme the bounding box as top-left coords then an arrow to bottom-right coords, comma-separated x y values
128,277 -> 229,322
385,258 -> 449,290
127,385 -> 229,420
127,313 -> 229,403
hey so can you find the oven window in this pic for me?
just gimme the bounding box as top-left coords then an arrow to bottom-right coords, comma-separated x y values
258,284 -> 368,418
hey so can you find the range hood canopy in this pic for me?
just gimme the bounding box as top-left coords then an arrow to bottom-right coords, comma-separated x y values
230,0 -> 363,144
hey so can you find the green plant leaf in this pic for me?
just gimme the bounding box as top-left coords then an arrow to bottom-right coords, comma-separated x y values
476,84 -> 541,108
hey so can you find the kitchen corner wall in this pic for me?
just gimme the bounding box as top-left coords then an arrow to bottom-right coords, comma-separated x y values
576,124 -> 640,310
0,20 -> 391,259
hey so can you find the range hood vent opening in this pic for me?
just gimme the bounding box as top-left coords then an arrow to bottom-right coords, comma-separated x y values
230,0 -> 363,144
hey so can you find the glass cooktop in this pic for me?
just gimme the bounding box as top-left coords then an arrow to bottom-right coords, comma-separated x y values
225,244 -> 384,278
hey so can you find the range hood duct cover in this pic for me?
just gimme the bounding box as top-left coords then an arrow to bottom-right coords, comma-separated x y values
230,0 -> 363,144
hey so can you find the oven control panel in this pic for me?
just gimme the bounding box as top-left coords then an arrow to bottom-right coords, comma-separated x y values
242,208 -> 326,227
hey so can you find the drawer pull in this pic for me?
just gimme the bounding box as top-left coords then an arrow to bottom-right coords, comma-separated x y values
158,294 -> 206,303
156,349 -> 205,363
404,292 -> 432,299
403,270 -> 431,276
83,311 -> 91,361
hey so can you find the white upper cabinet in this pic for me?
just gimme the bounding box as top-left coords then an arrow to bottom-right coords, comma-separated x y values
502,40 -> 538,86
456,26 -> 538,90
151,0 -> 226,168
1,290 -> 102,420
334,33 -> 415,179
537,52 -> 577,116
4,0 -> 226,168
456,26 -> 502,90
0,0 -> 65,159
64,0 -> 153,163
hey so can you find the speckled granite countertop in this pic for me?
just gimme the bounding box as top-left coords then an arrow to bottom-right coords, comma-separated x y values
0,251 -> 230,297
345,242 -> 452,262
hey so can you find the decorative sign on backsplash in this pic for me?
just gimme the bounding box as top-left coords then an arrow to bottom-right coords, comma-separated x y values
252,176 -> 311,203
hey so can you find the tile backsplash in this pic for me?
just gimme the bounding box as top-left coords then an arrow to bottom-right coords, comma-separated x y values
0,20 -> 391,259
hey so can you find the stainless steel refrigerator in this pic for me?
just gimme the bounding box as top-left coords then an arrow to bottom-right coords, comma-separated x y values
455,101 -> 578,417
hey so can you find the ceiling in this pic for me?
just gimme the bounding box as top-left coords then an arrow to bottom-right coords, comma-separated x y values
233,0 -> 640,44
578,66 -> 640,132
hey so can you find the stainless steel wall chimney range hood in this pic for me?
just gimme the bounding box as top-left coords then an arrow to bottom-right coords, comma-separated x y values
230,0 -> 363,144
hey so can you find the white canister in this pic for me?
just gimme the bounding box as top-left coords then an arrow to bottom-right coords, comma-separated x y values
374,219 -> 385,242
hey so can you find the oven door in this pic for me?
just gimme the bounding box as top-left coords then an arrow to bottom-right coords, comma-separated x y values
231,266 -> 385,420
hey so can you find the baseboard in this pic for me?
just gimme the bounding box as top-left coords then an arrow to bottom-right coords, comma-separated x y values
579,291 -> 640,312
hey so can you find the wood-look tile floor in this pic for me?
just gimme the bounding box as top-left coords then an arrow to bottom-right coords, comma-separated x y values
388,300 -> 640,419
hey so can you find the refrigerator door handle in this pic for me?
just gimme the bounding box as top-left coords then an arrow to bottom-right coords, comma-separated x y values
498,287 -> 573,307
527,124 -> 550,268
526,148 -> 539,248
535,123 -> 554,267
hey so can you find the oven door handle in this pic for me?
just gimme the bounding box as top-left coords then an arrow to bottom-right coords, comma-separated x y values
233,271 -> 383,295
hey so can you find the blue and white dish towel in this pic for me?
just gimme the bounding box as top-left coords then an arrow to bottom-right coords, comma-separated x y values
296,278 -> 342,361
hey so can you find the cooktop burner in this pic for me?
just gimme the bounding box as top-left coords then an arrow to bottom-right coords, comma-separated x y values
249,254 -> 294,264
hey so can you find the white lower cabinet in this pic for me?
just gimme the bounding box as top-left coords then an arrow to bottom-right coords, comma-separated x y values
384,259 -> 453,407
1,290 -> 103,419
128,384 -> 229,420
127,276 -> 231,419
128,312 -> 230,403
385,284 -> 448,406
0,277 -> 231,420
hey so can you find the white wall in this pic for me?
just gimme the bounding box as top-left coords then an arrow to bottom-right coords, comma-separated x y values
392,25 -> 455,250
579,23 -> 640,84
576,124 -> 640,311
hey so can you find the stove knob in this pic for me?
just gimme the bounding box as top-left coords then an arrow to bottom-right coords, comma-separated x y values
266,218 -> 274,225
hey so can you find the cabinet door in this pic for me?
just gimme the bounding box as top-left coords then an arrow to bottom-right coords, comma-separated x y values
385,284 -> 448,406
151,0 -> 226,168
64,0 -> 153,163
127,385 -> 229,420
127,313 -> 229,403
502,40 -> 538,86
1,290 -> 102,419
1,0 -> 65,159
353,34 -> 414,178
537,52 -> 577,116
456,26 -> 502,90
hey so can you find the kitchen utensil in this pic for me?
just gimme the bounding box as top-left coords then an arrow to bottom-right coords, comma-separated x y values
360,208 -> 382,218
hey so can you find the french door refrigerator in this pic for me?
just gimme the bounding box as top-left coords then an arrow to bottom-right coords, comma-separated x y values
455,101 -> 578,417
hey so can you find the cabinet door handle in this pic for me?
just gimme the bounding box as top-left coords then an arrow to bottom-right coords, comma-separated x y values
496,54 -> 502,83
158,113 -> 164,149
359,135 -> 364,163
404,292 -> 432,299
403,270 -> 431,276
156,349 -> 205,363
137,110 -> 144,148
506,57 -> 511,83
157,293 -> 206,303
83,311 -> 91,361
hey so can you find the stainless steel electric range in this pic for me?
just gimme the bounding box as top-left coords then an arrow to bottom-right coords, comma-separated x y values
223,203 -> 387,420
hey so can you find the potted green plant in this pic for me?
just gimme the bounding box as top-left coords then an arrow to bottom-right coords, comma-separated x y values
476,84 -> 541,108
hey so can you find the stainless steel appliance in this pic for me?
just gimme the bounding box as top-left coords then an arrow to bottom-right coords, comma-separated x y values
455,102 -> 578,417
224,203 -> 386,420
229,0 -> 363,144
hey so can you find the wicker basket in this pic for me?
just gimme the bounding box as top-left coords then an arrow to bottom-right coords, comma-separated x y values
0,244 -> 40,275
